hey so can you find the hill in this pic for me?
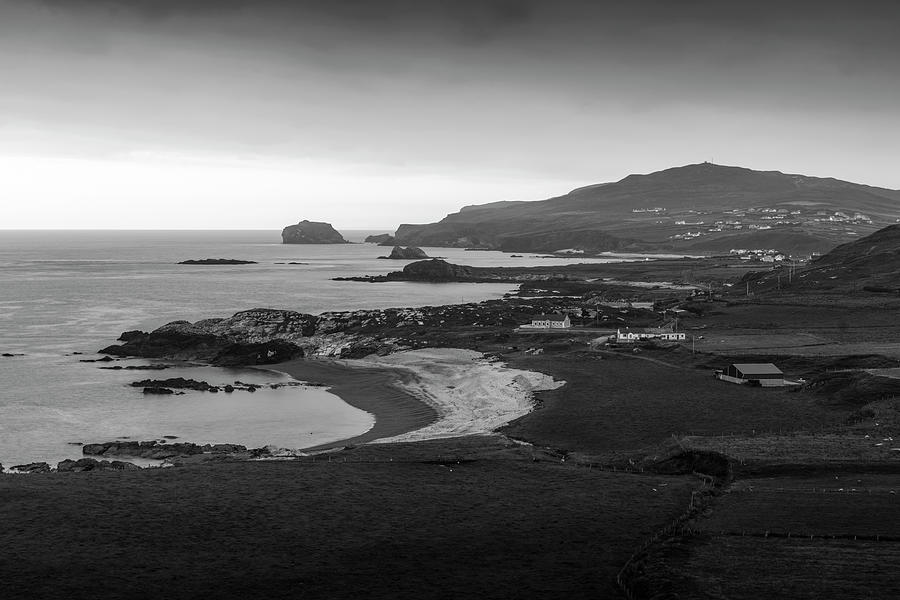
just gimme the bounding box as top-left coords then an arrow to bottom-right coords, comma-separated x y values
741,224 -> 900,294
393,163 -> 898,255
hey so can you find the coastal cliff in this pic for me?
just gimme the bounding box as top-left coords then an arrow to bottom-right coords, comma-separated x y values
281,220 -> 349,244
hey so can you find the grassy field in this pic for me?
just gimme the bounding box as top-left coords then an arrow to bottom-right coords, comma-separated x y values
501,350 -> 850,457
630,471 -> 900,598
638,536 -> 900,599
0,450 -> 696,600
693,483 -> 900,536
679,301 -> 900,355
682,432 -> 900,469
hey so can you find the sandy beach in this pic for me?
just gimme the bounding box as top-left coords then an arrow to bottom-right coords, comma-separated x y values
360,348 -> 563,443
274,359 -> 439,450
276,349 -> 562,451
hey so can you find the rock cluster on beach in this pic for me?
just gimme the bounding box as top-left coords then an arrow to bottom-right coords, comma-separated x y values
57,458 -> 140,472
281,220 -> 349,244
82,440 -> 249,460
10,462 -> 51,473
6,459 -> 140,473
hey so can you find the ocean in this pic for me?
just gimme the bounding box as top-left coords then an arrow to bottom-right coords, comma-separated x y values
0,229 -> 641,467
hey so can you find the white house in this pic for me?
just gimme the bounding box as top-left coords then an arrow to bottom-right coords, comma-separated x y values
530,313 -> 571,329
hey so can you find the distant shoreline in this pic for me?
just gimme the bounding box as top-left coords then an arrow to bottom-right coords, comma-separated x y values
271,358 -> 439,451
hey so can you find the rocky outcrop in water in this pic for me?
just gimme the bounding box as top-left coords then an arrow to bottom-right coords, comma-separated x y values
178,259 -> 258,265
131,378 -> 215,391
143,387 -> 178,395
282,220 -> 349,244
400,259 -> 474,280
379,246 -> 430,260
99,364 -> 172,371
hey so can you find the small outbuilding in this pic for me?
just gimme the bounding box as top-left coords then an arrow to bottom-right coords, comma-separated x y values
717,363 -> 785,387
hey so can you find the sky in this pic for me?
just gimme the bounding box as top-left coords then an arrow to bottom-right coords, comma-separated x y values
1,0 -> 899,230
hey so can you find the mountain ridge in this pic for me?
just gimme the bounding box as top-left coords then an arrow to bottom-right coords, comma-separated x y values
392,163 -> 899,255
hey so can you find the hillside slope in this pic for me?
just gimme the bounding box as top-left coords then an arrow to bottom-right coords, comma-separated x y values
743,224 -> 900,294
393,163 -> 899,255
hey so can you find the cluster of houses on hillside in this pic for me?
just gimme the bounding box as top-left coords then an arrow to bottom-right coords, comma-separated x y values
729,248 -> 787,262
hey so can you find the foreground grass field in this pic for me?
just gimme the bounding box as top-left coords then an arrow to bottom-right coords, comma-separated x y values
0,450 -> 696,600
632,471 -> 900,599
640,536 -> 900,599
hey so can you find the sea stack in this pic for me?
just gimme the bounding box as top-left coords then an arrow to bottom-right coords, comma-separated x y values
281,220 -> 350,244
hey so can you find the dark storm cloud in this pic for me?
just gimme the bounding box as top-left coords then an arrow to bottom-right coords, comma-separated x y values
1,0 -> 899,184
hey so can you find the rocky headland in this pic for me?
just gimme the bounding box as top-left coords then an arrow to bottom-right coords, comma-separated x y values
281,220 -> 349,244
364,233 -> 395,245
97,293 -> 588,364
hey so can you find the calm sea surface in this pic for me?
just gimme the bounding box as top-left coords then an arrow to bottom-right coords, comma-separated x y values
0,229 -> 641,467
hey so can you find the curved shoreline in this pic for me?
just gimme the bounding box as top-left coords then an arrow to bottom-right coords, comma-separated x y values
272,358 -> 439,451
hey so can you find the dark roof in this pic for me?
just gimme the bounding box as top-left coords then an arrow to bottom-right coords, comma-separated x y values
534,313 -> 569,321
732,363 -> 783,376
